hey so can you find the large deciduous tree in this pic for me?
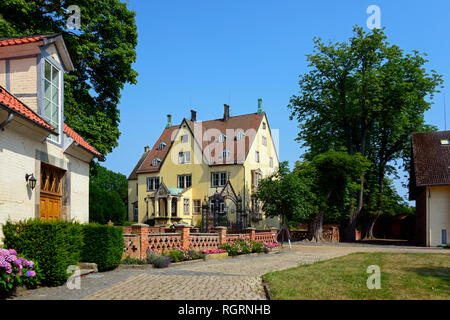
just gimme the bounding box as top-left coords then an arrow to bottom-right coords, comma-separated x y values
295,150 -> 370,242
0,0 -> 138,156
288,26 -> 442,241
255,161 -> 317,242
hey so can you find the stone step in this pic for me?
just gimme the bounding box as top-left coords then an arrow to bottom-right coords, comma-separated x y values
78,262 -> 98,276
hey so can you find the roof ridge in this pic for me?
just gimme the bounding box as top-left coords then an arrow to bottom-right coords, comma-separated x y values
0,33 -> 61,41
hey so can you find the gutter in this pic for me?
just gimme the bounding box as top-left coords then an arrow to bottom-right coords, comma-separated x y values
0,111 -> 13,131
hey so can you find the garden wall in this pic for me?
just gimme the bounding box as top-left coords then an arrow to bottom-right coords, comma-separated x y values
122,224 -> 278,259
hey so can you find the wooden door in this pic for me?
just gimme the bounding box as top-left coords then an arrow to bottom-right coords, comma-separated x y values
40,163 -> 64,220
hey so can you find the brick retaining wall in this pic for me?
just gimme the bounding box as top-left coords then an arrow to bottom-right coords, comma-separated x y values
122,224 -> 278,260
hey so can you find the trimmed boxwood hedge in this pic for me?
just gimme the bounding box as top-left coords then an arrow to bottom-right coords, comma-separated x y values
80,223 -> 124,272
2,219 -> 84,287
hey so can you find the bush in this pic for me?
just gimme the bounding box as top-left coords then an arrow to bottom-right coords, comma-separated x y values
0,249 -> 40,297
121,256 -> 146,265
250,241 -> 265,253
81,223 -> 124,272
89,183 -> 126,225
219,239 -> 265,256
166,249 -> 184,263
2,219 -> 83,287
152,255 -> 171,268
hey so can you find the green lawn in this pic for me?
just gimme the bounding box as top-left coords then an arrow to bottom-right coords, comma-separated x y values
262,252 -> 450,300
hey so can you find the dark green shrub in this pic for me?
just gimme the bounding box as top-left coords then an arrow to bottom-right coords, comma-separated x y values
80,223 -> 124,272
89,183 -> 126,225
2,219 -> 83,287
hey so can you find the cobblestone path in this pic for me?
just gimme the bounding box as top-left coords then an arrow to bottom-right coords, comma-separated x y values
10,243 -> 448,300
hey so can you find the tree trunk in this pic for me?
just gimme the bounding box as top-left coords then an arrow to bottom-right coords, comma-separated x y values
344,177 -> 364,242
308,212 -> 324,242
365,211 -> 381,239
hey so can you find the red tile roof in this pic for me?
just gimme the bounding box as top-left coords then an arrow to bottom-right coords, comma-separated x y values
0,86 -> 54,130
134,112 -> 265,175
0,34 -> 56,47
135,125 -> 181,174
410,131 -> 450,187
185,113 -> 264,165
63,123 -> 101,157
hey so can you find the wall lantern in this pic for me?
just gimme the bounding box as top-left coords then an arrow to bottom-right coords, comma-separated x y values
25,173 -> 37,190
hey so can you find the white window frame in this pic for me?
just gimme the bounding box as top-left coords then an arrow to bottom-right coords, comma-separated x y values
236,131 -> 245,141
177,174 -> 192,189
158,142 -> 166,150
211,172 -> 227,187
218,134 -> 226,143
181,135 -> 188,143
178,151 -> 191,164
221,149 -> 230,159
43,59 -> 62,144
146,177 -> 160,191
255,151 -> 260,163
183,199 -> 190,215
152,158 -> 160,166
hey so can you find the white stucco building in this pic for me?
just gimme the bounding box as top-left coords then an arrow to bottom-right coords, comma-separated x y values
0,34 -> 100,240
410,130 -> 450,247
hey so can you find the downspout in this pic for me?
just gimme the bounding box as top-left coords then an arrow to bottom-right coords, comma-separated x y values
0,112 -> 13,131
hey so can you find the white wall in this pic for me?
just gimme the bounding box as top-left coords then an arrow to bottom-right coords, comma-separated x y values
0,120 -> 91,242
428,186 -> 450,246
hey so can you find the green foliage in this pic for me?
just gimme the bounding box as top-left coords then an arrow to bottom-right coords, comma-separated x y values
288,26 -> 442,236
255,161 -> 317,224
219,239 -> 254,256
90,162 -> 128,205
0,250 -> 40,297
80,223 -> 124,272
151,255 -> 171,268
89,182 -> 126,225
0,0 -> 138,155
2,219 -> 83,287
121,256 -> 146,265
89,163 -> 128,225
166,250 -> 185,263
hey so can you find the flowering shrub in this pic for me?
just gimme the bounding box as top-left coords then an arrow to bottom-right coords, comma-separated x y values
203,249 -> 227,254
0,248 -> 39,296
219,239 -> 253,256
219,240 -> 280,256
164,249 -> 205,262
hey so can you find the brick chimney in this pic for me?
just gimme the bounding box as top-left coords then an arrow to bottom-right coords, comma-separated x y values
166,114 -> 172,129
144,145 -> 150,152
191,110 -> 197,122
223,104 -> 230,121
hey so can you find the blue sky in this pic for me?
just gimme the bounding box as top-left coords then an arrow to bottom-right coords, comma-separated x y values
102,0 -> 450,202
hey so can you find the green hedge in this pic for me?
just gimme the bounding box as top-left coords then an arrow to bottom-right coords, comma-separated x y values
80,223 -> 124,272
2,219 -> 83,287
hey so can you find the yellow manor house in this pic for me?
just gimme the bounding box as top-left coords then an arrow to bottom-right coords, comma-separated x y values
128,102 -> 280,230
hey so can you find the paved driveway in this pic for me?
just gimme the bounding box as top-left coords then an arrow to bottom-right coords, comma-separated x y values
10,243 -> 449,300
